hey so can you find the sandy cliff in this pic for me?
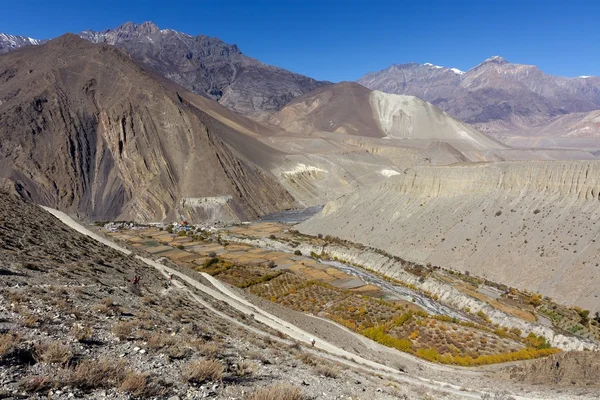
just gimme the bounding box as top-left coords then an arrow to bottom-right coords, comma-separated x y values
300,160 -> 600,312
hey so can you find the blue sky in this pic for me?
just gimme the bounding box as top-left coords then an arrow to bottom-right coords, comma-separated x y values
1,0 -> 598,81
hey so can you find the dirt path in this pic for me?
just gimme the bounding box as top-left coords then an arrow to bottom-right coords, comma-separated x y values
41,206 -> 551,399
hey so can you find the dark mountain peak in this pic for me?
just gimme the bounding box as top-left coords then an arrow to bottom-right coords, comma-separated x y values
114,21 -> 159,35
390,62 -> 420,69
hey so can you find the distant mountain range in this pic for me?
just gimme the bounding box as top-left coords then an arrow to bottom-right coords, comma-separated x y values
2,24 -> 600,139
0,33 -> 42,54
0,22 -> 328,119
358,57 -> 600,137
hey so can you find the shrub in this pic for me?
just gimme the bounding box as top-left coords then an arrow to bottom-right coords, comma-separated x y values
147,333 -> 175,350
19,375 -> 54,393
112,321 -> 135,340
314,364 -> 339,378
294,250 -> 302,256
232,359 -> 259,377
119,371 -> 159,398
361,326 -> 412,352
35,342 -> 72,364
528,294 -> 542,307
208,251 -> 217,258
248,383 -> 304,400
0,333 -> 20,356
267,260 -> 277,268
269,235 -> 276,240
177,245 -> 185,250
296,352 -> 315,365
70,325 -> 93,342
177,231 -> 187,237
203,257 -> 220,268
196,342 -> 220,358
64,358 -> 127,390
182,359 -> 223,384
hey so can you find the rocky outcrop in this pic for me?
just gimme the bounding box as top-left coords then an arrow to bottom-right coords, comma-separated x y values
0,35 -> 296,222
300,160 -> 600,312
79,21 -> 329,118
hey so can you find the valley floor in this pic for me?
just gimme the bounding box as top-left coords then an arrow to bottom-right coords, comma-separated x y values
66,215 -> 600,399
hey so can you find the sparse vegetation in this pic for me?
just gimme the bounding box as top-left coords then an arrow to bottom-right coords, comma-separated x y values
35,342 -> 72,364
248,383 -> 304,400
182,359 -> 224,384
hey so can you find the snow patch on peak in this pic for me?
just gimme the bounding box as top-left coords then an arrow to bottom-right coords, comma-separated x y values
578,76 -> 591,79
424,63 -> 443,69
483,55 -> 506,63
450,68 -> 464,75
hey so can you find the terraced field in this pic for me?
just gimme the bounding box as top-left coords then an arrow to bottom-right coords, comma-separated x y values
107,224 -> 561,366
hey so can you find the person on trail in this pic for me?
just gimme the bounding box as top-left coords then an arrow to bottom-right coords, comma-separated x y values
131,275 -> 139,285
168,273 -> 173,286
310,338 -> 316,347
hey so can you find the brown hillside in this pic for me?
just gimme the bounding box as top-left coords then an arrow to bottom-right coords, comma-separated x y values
0,34 -> 295,222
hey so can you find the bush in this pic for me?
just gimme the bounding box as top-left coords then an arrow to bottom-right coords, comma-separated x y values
182,359 -> 223,384
35,342 -> 72,364
119,371 -> 160,397
0,333 -> 20,357
177,245 -> 185,250
203,257 -> 220,268
64,358 -> 127,390
232,359 -> 259,377
361,326 -> 412,352
208,251 -> 217,258
294,250 -> 302,256
269,234 -> 276,240
177,231 -> 187,237
19,375 -> 54,393
112,321 -> 135,340
195,342 -> 220,358
248,383 -> 304,400
70,325 -> 93,342
267,260 -> 276,268
314,364 -> 339,378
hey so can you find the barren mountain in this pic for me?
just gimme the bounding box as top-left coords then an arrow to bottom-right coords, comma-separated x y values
0,22 -> 328,118
269,82 -> 506,148
358,57 -> 600,136
0,34 -> 296,222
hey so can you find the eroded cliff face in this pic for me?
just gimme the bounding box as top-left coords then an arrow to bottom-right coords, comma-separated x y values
0,35 -> 296,222
300,161 -> 600,312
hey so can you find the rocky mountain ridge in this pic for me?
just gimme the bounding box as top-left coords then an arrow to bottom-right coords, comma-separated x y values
0,21 -> 329,118
358,57 -> 600,136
